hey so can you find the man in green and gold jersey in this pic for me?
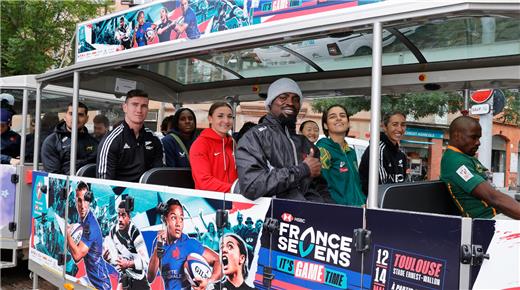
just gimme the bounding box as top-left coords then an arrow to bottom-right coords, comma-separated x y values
441,116 -> 520,219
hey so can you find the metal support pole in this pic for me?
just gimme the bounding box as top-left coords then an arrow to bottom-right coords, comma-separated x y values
62,177 -> 71,282
174,92 -> 182,110
481,17 -> 496,45
459,218 -> 473,290
32,272 -> 39,289
367,22 -> 383,209
158,102 -> 166,132
33,83 -> 42,170
478,96 -> 493,169
226,95 -> 240,133
19,89 -> 29,164
464,88 -> 470,111
70,72 -> 80,176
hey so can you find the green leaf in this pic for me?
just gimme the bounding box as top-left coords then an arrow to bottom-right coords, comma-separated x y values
311,90 -> 519,126
1,0 -> 112,75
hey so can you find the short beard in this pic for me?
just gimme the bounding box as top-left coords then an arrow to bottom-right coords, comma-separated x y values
277,114 -> 297,132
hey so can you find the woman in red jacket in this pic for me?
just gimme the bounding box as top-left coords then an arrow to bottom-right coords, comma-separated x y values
190,102 -> 238,192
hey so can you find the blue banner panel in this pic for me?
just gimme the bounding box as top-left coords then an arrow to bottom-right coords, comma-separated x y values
471,219 -> 520,289
29,174 -> 271,290
256,199 -> 367,289
76,0 -> 379,62
30,173 -> 66,272
366,209 -> 462,290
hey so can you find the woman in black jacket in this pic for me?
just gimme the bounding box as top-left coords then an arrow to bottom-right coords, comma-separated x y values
359,111 -> 408,195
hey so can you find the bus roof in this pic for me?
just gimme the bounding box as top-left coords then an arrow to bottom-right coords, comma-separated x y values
0,74 -> 120,102
35,0 -> 519,103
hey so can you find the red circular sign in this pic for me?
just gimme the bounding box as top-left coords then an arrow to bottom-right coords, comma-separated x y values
470,89 -> 493,104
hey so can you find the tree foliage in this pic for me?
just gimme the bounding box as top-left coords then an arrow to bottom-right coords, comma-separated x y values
1,0 -> 111,76
311,90 -> 520,126
312,91 -> 464,119
496,90 -> 520,126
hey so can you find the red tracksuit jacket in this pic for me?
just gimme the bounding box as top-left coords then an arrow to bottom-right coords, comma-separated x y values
189,128 -> 238,192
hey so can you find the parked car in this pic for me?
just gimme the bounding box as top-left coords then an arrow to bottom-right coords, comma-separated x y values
253,26 -> 418,64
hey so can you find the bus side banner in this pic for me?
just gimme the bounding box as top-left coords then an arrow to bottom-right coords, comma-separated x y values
29,173 -> 271,290
76,0 -> 377,62
0,165 -> 18,238
256,199 -> 368,290
471,219 -> 520,289
366,209 -> 462,290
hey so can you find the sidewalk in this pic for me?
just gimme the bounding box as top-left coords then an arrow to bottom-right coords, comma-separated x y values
0,260 -> 57,290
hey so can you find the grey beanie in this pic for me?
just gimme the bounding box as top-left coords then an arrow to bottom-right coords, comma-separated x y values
265,78 -> 303,111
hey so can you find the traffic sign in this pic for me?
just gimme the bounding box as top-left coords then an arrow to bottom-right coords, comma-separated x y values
469,104 -> 490,115
492,89 -> 506,116
470,89 -> 493,104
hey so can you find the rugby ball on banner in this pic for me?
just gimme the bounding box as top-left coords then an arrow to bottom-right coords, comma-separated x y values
146,27 -> 155,39
184,253 -> 212,286
70,223 -> 83,245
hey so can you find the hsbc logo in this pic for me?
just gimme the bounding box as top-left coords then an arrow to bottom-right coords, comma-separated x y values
281,213 -> 305,223
281,213 -> 294,222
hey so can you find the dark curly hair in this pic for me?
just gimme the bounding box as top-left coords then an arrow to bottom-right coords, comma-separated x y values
321,104 -> 350,137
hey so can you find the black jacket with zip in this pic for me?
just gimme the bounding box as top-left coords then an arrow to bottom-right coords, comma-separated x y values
236,114 -> 332,202
359,132 -> 408,195
41,121 -> 98,174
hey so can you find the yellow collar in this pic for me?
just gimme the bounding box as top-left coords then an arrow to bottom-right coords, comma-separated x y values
342,141 -> 350,152
447,145 -> 463,154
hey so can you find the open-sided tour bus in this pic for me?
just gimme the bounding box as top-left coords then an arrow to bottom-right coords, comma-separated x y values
20,0 -> 520,289
0,75 -> 123,269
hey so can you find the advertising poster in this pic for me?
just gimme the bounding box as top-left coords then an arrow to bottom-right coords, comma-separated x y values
256,199 -> 367,289
29,174 -> 270,290
76,0 -> 376,62
30,173 -> 73,276
0,164 -> 17,237
471,219 -> 520,289
366,209 -> 462,290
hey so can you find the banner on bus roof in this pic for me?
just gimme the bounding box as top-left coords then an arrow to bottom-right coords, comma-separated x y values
76,0 -> 380,62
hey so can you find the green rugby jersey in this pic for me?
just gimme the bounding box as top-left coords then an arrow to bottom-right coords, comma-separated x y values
317,137 -> 365,207
440,146 -> 496,218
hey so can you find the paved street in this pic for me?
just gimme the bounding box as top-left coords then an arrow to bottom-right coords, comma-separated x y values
0,260 -> 57,290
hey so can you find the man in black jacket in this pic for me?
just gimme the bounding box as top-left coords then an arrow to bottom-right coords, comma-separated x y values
236,78 -> 332,202
96,89 -> 163,182
359,111 -> 408,195
41,102 -> 98,174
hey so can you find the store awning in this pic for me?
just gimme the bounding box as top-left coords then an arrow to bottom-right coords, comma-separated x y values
401,140 -> 435,145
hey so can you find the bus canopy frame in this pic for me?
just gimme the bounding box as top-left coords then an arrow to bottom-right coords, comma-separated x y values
33,0 -> 520,208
